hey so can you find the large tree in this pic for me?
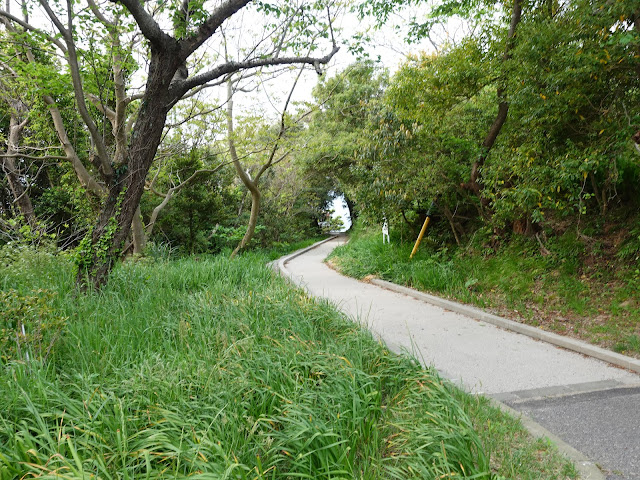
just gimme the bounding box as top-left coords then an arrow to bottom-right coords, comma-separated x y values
0,0 -> 339,289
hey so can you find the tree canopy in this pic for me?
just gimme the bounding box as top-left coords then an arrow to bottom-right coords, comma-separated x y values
302,0 -> 640,244
1,0 -> 639,285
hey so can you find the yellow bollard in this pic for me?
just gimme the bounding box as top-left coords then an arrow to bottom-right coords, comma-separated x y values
410,216 -> 431,259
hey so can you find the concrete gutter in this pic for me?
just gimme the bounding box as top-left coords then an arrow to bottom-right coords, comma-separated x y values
270,234 -> 338,277
370,279 -> 640,375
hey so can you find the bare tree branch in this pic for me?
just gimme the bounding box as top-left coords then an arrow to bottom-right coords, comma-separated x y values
87,0 -> 115,27
37,0 -> 69,39
255,64 -> 305,183
44,95 -> 107,197
114,0 -> 173,48
145,161 -> 232,236
175,46 -> 340,98
179,0 -> 252,58
111,20 -> 129,167
165,105 -> 223,129
0,9 -> 67,52
0,153 -> 69,160
38,0 -> 114,179
124,92 -> 145,105
88,93 -> 116,123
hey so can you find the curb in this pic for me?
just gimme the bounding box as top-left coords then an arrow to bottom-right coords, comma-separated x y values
273,239 -> 609,479
370,279 -> 640,375
269,235 -> 338,278
489,398 -> 605,479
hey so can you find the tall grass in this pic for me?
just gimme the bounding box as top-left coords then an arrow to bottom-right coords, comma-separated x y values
0,247 -> 508,479
330,232 -> 476,302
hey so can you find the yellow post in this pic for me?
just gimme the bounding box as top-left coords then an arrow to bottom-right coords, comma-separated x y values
410,216 -> 431,259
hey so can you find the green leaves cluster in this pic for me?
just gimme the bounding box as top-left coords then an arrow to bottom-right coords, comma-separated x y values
309,0 -> 640,241
74,190 -> 125,278
0,288 -> 66,364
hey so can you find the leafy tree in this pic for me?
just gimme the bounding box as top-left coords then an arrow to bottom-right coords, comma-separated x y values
302,61 -> 389,222
1,0 -> 340,289
323,0 -> 639,243
145,148 -> 237,254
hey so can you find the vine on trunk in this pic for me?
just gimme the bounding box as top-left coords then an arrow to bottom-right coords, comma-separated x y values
75,189 -> 126,283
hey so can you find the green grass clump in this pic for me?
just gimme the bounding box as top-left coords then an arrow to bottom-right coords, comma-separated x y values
0,246 -> 507,479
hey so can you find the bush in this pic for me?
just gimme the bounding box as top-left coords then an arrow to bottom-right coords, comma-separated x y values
0,289 -> 66,364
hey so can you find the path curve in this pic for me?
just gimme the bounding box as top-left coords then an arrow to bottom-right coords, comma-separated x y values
280,236 -> 640,480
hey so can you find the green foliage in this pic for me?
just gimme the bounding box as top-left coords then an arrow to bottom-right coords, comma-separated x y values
0,289 -> 66,365
320,213 -> 344,233
0,217 -> 57,248
617,221 -> 640,261
477,0 -> 640,227
0,244 -> 69,364
302,62 -> 389,207
171,0 -> 208,39
210,224 -> 265,251
74,191 -> 125,278
613,335 -> 640,355
331,227 -> 475,299
0,250 -> 498,479
142,148 -> 239,254
34,180 -> 97,248
309,0 -> 640,243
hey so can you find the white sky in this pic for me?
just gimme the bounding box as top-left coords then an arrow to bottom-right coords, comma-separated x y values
331,195 -> 351,231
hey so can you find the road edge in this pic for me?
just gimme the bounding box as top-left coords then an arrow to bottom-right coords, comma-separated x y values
269,234 -> 339,277
370,279 -> 640,375
273,237 -> 606,479
488,399 -> 605,479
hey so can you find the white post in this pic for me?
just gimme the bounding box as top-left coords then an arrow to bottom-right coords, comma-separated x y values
382,220 -> 390,244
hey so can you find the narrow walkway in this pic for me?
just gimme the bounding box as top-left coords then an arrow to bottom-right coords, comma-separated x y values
283,237 -> 640,480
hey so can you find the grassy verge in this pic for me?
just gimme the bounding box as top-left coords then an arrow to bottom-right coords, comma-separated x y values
328,227 -> 640,357
0,246 -> 575,479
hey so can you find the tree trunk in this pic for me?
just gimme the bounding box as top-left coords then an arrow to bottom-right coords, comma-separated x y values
67,3 -> 338,288
634,10 -> 640,81
44,95 -> 106,197
76,53 -> 177,289
3,114 -> 36,226
401,209 -> 420,236
226,80 -> 263,258
232,188 -> 260,257
146,190 -> 173,238
131,206 -> 146,254
442,205 -> 462,246
344,196 -> 356,225
463,0 -> 522,206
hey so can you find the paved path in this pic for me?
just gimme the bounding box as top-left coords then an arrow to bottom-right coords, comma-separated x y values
282,237 -> 640,479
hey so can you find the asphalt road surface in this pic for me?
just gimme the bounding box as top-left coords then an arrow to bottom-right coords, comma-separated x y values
282,236 -> 640,479
505,386 -> 640,480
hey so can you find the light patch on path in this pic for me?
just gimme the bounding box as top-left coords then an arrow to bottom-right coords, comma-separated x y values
284,237 -> 640,395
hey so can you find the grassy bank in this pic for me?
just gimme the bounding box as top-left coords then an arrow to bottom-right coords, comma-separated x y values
1,245 -> 575,479
328,227 -> 640,358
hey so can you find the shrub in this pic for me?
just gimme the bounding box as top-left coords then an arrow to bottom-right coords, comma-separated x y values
0,289 -> 66,364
